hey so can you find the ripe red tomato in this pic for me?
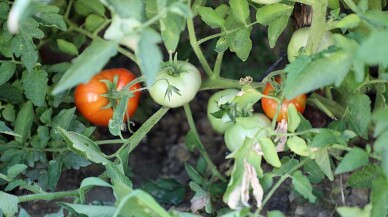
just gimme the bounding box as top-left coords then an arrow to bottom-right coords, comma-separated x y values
261,78 -> 306,122
74,68 -> 141,126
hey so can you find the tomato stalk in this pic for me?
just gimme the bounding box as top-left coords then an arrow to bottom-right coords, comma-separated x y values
17,190 -> 79,203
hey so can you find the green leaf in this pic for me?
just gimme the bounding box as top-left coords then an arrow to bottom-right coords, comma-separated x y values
273,157 -> 299,176
371,176 -> 388,217
14,101 -> 34,145
337,204 -> 372,217
48,158 -> 63,191
334,14 -> 361,29
287,136 -> 311,157
85,14 -> 106,32
141,178 -> 185,206
347,165 -> 381,188
160,12 -> 185,52
303,159 -> 325,183
335,147 -> 369,174
63,152 -> 91,170
59,203 -> 116,217
285,50 -> 352,100
229,0 -> 250,25
74,0 -> 106,17
11,17 -> 44,72
101,0 -> 143,19
344,94 -> 371,139
52,39 -> 118,95
215,36 -> 228,53
287,104 -> 300,133
0,62 -> 16,86
2,104 -> 16,122
0,121 -> 19,137
198,6 -> 225,28
0,191 -> 18,217
267,210 -> 285,217
189,182 -> 212,213
314,148 -> 334,181
311,129 -> 344,148
109,95 -> 129,136
22,68 -> 48,107
113,189 -> 171,217
226,27 -> 252,61
57,39 -> 79,56
357,30 -> 388,68
259,137 -> 281,168
372,108 -> 388,137
7,164 -> 27,179
291,170 -> 316,203
30,2 -> 67,31
268,14 -> 290,48
79,177 -> 112,203
255,3 -> 293,25
136,28 -> 162,87
58,128 -> 109,165
184,163 -> 205,185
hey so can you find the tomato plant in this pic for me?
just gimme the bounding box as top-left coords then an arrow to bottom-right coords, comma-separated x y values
74,68 -> 141,126
287,27 -> 335,62
149,61 -> 201,108
261,78 -> 307,122
224,114 -> 271,152
207,89 -> 240,134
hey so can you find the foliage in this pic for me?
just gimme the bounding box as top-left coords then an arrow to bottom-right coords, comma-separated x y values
0,0 -> 388,216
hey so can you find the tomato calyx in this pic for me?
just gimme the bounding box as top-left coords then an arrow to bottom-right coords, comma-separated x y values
99,75 -> 136,110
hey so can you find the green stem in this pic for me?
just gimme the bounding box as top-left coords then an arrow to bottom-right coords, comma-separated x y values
260,158 -> 308,209
0,173 -> 11,182
18,190 -> 79,203
213,51 -> 224,78
355,79 -> 388,93
112,107 -> 169,157
271,128 -> 321,137
271,91 -> 286,129
183,104 -> 227,182
93,19 -> 112,36
305,0 -> 328,55
342,0 -> 360,13
307,93 -> 346,119
200,77 -> 264,90
95,139 -> 125,145
186,1 -> 213,77
1,144 -> 68,153
64,0 -> 74,19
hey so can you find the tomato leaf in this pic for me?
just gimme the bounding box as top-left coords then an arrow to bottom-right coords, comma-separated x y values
56,39 -> 79,56
255,3 -> 293,25
85,14 -> 105,32
287,104 -> 300,133
109,95 -> 129,136
347,165 -> 381,188
14,101 -> 34,145
21,68 -> 48,107
291,170 -> 317,203
59,203 -> 116,217
303,159 -> 325,184
314,148 -> 334,181
79,177 -> 112,203
137,28 -> 162,87
229,0 -> 250,25
0,191 -> 18,217
337,204 -> 372,217
268,14 -> 290,48
30,2 -> 67,31
160,12 -> 186,52
335,147 -> 369,174
100,0 -> 143,19
0,62 -> 16,86
344,94 -> 371,139
74,0 -> 105,17
259,137 -> 281,168
287,136 -> 311,157
48,158 -> 63,191
226,27 -> 252,61
370,176 -> 388,217
52,39 -> 118,95
198,6 -> 225,28
0,121 -> 19,137
357,30 -> 388,68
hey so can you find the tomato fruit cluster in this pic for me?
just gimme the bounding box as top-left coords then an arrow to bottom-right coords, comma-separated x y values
75,68 -> 141,126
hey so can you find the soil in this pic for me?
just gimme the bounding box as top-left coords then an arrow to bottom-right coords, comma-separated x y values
17,91 -> 370,217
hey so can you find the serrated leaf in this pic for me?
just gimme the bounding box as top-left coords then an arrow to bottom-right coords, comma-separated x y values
22,68 -> 48,106
229,0 -> 249,25
30,2 -> 67,31
57,39 -> 79,56
198,7 -> 225,28
160,12 -> 185,52
52,39 -> 118,95
255,3 -> 293,25
14,101 -> 34,145
227,27 -> 252,61
335,147 -> 369,174
0,62 -> 16,86
285,50 -> 352,100
291,170 -> 316,203
136,28 -> 162,87
344,94 -> 371,139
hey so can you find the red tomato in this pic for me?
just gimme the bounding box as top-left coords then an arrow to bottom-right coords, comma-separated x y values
261,78 -> 306,122
75,68 -> 141,126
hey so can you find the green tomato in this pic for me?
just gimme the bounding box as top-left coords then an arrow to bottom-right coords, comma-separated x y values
224,113 -> 271,152
207,89 -> 240,134
149,61 -> 201,108
287,27 -> 335,62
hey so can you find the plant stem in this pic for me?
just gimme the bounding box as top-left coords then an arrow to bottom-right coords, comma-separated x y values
355,79 -> 388,93
183,103 -> 227,182
95,139 -> 125,145
64,0 -> 74,19
305,0 -> 328,55
261,158 -> 308,209
213,51 -> 224,78
186,1 -> 214,77
200,77 -> 264,90
18,190 -> 79,203
342,0 -> 360,13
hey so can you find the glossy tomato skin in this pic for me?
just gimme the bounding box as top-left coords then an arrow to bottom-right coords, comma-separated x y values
207,89 -> 240,134
261,78 -> 306,122
287,27 -> 334,62
75,68 -> 141,126
149,61 -> 201,108
224,114 -> 271,152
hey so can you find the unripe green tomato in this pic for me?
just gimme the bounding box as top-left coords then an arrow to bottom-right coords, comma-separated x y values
149,61 -> 201,108
224,114 -> 271,152
207,89 -> 240,134
287,27 -> 335,62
